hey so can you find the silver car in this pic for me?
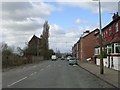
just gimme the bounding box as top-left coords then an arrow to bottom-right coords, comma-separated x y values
69,57 -> 78,65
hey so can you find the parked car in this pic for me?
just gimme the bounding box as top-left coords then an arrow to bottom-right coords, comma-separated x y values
61,58 -> 64,60
69,57 -> 78,65
67,56 -> 71,61
51,55 -> 57,61
61,56 -> 65,60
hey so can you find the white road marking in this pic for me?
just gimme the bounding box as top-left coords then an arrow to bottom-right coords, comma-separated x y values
30,73 -> 34,76
29,72 -> 37,76
8,77 -> 27,87
40,68 -> 44,71
34,72 -> 37,74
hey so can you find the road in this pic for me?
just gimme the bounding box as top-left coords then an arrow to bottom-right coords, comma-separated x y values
2,59 -> 114,88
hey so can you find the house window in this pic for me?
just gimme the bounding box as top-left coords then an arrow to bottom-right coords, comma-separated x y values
114,43 -> 120,53
109,27 -> 112,36
105,47 -> 107,54
106,31 -> 108,36
96,36 -> 99,40
102,33 -> 103,37
95,48 -> 97,55
95,48 -> 100,55
104,32 -> 105,38
107,45 -> 112,54
111,43 -> 120,54
112,44 -> 114,53
105,31 -> 107,37
115,22 -> 118,32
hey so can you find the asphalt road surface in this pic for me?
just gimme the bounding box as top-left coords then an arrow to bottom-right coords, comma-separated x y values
2,59 -> 114,88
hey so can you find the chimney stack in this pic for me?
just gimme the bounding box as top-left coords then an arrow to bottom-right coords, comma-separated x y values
112,12 -> 119,20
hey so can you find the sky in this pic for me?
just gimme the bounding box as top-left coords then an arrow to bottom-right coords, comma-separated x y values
0,0 -> 120,53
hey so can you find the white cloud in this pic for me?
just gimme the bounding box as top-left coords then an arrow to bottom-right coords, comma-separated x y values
75,18 -> 81,24
57,0 -> 120,2
2,18 -> 45,31
2,27 -> 42,48
1,16 -> 45,48
49,22 -> 99,53
1,2 -> 57,49
1,1 -> 67,50
56,1 -> 119,14
75,18 -> 88,25
49,24 -> 65,37
2,2 -> 54,21
1,0 -> 119,2
2,1 -> 115,53
49,24 -> 80,53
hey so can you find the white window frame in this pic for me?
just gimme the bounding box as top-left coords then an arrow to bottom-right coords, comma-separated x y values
107,45 -> 112,54
106,31 -> 107,37
104,32 -> 106,38
114,43 -> 120,54
102,33 -> 103,37
95,48 -> 100,55
115,22 -> 118,32
109,27 -> 111,36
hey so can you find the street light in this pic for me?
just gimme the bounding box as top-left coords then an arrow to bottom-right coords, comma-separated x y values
92,0 -> 104,74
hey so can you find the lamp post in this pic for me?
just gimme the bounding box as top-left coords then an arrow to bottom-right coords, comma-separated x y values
93,0 -> 104,74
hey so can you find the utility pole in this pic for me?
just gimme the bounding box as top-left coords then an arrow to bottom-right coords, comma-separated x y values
118,1 -> 120,16
80,33 -> 83,61
66,41 -> 67,55
93,0 -> 104,74
37,39 -> 39,56
56,48 -> 57,54
99,0 -> 104,74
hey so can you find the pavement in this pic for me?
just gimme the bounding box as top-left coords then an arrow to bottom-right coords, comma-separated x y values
78,61 -> 120,88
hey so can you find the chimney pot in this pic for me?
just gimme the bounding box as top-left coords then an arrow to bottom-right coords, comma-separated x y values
112,12 -> 118,20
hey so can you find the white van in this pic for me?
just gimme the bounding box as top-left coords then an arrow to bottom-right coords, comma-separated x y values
51,55 -> 57,61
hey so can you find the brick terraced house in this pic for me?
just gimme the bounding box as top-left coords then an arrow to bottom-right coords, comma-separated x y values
72,29 -> 99,62
94,12 -> 120,71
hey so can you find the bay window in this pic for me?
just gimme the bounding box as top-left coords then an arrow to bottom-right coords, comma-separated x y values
111,43 -> 120,54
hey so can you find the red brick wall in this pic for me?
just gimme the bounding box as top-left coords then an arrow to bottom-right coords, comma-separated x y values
79,30 -> 97,61
101,18 -> 120,44
118,19 -> 120,38
95,18 -> 120,45
29,36 -> 38,47
72,44 -> 77,58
